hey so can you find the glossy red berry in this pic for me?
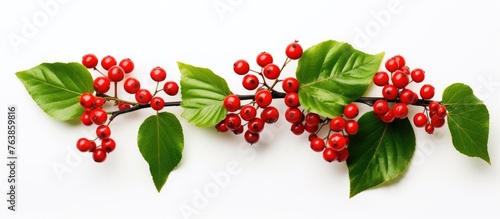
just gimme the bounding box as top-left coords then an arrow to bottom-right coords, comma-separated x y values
392,70 -> 409,88
328,133 -> 347,151
90,108 -> 107,125
285,107 -> 303,123
123,77 -> 141,94
118,102 -> 131,110
240,105 -> 257,121
93,97 -> 105,108
92,148 -> 107,163
135,89 -> 152,104
425,124 -> 435,134
242,74 -> 259,90
282,77 -> 300,93
413,112 -> 428,127
216,121 -> 229,132
290,122 -> 305,135
378,109 -> 395,123
150,66 -> 167,82
102,138 -> 116,153
247,118 -> 265,134
429,101 -> 440,112
373,100 -> 389,115
80,110 -> 93,126
232,125 -> 244,135
96,125 -> 111,139
345,120 -> 359,135
436,105 -> 447,118
304,123 -> 319,133
343,103 -> 359,119
337,148 -> 349,162
431,115 -> 445,128
93,76 -> 111,94
323,148 -> 338,162
163,81 -> 179,96
256,52 -> 273,68
393,55 -> 406,69
385,58 -> 399,72
373,71 -> 390,86
224,113 -> 242,131
329,117 -> 346,132
255,89 -> 273,108
382,84 -> 399,100
151,96 -> 165,111
393,103 -> 409,119
305,113 -> 321,126
399,89 -> 416,104
223,94 -> 241,112
244,130 -> 260,144
263,63 -> 281,80
285,41 -> 303,60
89,141 -> 97,152
119,58 -> 134,73
76,138 -> 92,152
411,68 -> 425,83
79,92 -> 95,108
310,138 -> 325,152
284,92 -> 300,107
420,84 -> 435,99
82,54 -> 98,69
260,106 -> 279,124
101,55 -> 117,70
233,59 -> 250,75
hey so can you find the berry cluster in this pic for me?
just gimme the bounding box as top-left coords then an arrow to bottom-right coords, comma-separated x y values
216,41 -> 303,144
77,54 -> 180,162
372,55 -> 447,133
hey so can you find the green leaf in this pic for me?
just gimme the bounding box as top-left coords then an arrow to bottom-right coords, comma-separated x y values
442,83 -> 490,164
178,62 -> 231,127
15,62 -> 94,121
296,40 -> 384,118
137,112 -> 184,192
347,112 -> 415,198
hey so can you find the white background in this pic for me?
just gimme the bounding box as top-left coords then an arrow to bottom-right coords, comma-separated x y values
1,0 -> 500,218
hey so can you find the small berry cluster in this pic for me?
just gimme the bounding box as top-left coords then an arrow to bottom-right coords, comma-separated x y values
216,41 -> 303,144
372,55 -> 447,133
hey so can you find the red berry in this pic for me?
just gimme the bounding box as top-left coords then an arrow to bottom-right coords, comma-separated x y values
323,148 -> 338,162
345,120 -> 359,135
284,92 -> 300,107
304,123 -> 319,133
413,113 -> 428,128
263,63 -> 281,80
255,89 -> 273,108
411,68 -> 425,83
420,84 -> 435,99
382,84 -> 399,100
102,138 -> 116,153
425,124 -> 435,134
233,59 -> 250,75
337,148 -> 349,162
392,103 -> 409,119
393,55 -> 406,69
240,105 -> 257,121
328,133 -> 347,151
76,138 -> 91,152
373,100 -> 389,115
343,103 -> 359,119
261,106 -> 279,124
119,58 -> 134,73
151,96 -> 165,111
90,108 -> 107,125
244,130 -> 260,144
308,133 -> 318,142
436,105 -> 447,118
285,107 -> 303,123
282,77 -> 300,93
399,89 -> 416,104
101,55 -> 117,70
223,94 -> 241,112
310,138 -> 325,152
232,125 -> 244,135
163,81 -> 179,96
93,76 -> 111,94
224,113 -> 242,131
242,74 -> 259,90
135,89 -> 152,104
92,148 -> 107,163
290,122 -> 305,135
285,41 -> 303,60
96,125 -> 111,140
385,58 -> 399,72
256,52 -> 273,68
373,71 -> 389,86
123,77 -> 141,94
82,54 -> 98,69
431,115 -> 445,128
247,118 -> 265,133
150,66 -> 167,82
329,117 -> 346,132
411,92 -> 419,104
429,101 -> 439,112
118,102 -> 131,110
216,121 -> 229,132
80,110 -> 93,126
392,70 -> 409,88
305,113 -> 321,126
79,92 -> 95,108
93,97 -> 105,108
378,109 -> 395,123
89,141 -> 97,152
